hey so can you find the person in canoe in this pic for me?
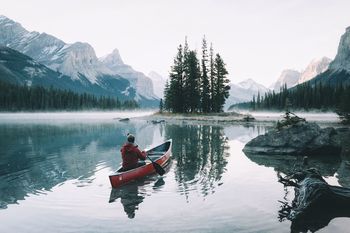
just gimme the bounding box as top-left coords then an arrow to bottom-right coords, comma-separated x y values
120,133 -> 147,171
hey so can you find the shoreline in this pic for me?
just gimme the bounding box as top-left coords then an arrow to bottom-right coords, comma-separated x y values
139,111 -> 342,126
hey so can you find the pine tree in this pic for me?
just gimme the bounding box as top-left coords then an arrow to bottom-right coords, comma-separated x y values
183,50 -> 201,113
159,98 -> 164,113
212,53 -> 230,112
168,44 -> 184,113
163,80 -> 171,111
200,36 -> 211,113
209,43 -> 215,112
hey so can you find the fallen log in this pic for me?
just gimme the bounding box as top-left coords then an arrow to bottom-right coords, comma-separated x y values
278,168 -> 350,232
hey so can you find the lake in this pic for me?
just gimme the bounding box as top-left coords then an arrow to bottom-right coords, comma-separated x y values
0,112 -> 349,233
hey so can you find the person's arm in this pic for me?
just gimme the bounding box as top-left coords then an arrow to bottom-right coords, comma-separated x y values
134,147 -> 146,160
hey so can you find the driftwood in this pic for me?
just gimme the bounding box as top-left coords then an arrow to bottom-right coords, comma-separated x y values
278,168 -> 350,232
242,114 -> 255,122
277,111 -> 306,130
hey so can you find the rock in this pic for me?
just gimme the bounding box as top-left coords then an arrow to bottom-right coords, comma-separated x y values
243,122 -> 342,156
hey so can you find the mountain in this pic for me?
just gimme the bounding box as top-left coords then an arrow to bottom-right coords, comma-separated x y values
270,69 -> 301,91
308,27 -> 350,87
225,79 -> 268,109
329,27 -> 350,73
148,71 -> 167,98
237,78 -> 269,93
99,49 -> 158,103
0,46 -> 133,99
0,15 -> 158,106
297,57 -> 331,84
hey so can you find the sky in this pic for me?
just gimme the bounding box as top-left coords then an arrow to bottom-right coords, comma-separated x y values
1,0 -> 350,87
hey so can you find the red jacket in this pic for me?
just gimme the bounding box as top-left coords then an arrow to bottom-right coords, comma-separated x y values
120,143 -> 146,170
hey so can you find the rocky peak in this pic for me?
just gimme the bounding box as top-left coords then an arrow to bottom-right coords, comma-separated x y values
329,27 -> 350,72
298,57 -> 331,84
100,49 -> 157,100
54,42 -> 112,82
101,48 -> 124,66
238,78 -> 268,93
0,15 -> 29,45
271,69 -> 301,91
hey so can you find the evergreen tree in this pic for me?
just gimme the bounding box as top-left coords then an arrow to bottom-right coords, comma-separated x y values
200,36 -> 211,113
168,44 -> 184,113
163,80 -> 171,111
159,98 -> 164,113
209,43 -> 215,112
183,50 -> 201,113
212,54 -> 230,112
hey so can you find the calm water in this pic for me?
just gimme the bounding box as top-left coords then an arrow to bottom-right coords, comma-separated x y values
0,112 -> 349,233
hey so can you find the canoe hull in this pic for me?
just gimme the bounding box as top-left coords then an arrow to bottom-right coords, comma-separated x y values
109,140 -> 172,188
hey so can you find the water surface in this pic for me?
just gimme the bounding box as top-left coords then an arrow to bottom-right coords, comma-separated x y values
0,112 -> 349,233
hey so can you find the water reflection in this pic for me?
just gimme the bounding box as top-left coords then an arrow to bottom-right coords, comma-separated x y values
244,146 -> 350,232
109,177 -> 166,219
0,121 -> 156,209
244,153 -> 341,177
165,124 -> 229,197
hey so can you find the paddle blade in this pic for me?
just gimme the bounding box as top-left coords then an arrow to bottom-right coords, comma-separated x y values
152,161 -> 165,176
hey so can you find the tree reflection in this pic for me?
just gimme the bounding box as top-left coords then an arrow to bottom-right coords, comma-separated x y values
165,124 -> 229,197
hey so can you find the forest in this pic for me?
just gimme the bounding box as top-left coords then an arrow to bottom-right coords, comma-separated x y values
232,82 -> 350,123
0,80 -> 139,111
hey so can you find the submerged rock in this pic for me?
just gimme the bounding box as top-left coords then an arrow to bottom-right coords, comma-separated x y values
243,122 -> 341,156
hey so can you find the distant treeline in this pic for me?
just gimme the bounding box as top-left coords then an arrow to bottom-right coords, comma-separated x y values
232,82 -> 350,123
163,37 -> 230,113
0,80 -> 139,111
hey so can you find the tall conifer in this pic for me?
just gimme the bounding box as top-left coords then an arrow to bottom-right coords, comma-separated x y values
201,36 -> 211,113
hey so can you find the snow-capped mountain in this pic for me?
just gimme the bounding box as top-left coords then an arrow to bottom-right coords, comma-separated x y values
148,71 -> 167,98
224,79 -> 268,109
270,69 -> 301,91
297,57 -> 331,84
0,15 -> 159,106
0,46 -> 132,99
237,78 -> 269,93
100,49 -> 158,101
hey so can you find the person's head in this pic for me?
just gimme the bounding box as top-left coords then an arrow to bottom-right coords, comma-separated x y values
127,133 -> 135,143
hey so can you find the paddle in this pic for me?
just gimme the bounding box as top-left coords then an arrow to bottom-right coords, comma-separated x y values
146,154 -> 165,176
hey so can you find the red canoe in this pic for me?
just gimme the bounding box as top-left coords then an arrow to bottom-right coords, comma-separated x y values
109,139 -> 172,188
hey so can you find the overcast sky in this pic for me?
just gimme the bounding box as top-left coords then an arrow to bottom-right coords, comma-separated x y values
1,0 -> 350,86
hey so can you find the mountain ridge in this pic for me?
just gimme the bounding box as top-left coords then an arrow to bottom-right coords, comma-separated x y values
0,15 -> 159,107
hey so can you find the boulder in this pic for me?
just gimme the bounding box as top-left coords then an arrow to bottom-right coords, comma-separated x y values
243,122 -> 342,156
